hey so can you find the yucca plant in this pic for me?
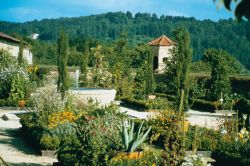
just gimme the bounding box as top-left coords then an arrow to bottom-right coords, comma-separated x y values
119,120 -> 151,152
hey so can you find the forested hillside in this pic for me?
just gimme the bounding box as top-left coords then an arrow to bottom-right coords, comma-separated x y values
0,11 -> 250,69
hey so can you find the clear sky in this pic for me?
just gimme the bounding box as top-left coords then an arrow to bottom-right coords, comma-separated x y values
0,0 -> 234,23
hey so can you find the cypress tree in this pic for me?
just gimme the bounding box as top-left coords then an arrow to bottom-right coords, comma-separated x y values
146,48 -> 155,95
57,31 -> 69,97
173,28 -> 192,112
18,39 -> 24,65
203,49 -> 231,101
80,41 -> 89,86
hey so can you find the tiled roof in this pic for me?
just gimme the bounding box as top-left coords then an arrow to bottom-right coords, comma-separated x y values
148,35 -> 174,46
0,32 -> 20,43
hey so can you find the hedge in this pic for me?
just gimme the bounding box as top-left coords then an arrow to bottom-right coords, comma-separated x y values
121,97 -> 171,111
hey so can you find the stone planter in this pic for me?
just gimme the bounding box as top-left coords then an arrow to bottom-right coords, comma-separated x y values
69,88 -> 116,107
41,150 -> 57,158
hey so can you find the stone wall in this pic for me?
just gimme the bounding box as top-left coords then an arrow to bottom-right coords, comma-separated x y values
0,39 -> 32,64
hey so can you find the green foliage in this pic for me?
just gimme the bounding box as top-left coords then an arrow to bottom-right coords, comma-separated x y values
204,48 -> 232,101
173,28 -> 193,112
212,140 -> 250,166
40,134 -> 60,150
18,39 -> 24,65
109,148 -> 164,166
57,112 -> 122,166
0,49 -> 30,101
67,47 -> 81,66
119,120 -> 151,152
80,41 -> 89,86
185,126 -> 221,151
121,97 -> 172,111
1,12 -> 250,69
57,31 -> 69,97
190,61 -> 211,73
31,41 -> 57,65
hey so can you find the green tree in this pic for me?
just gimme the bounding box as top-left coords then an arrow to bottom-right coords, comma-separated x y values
203,48 -> 232,101
18,39 -> 24,65
81,41 -> 89,73
57,31 -> 69,97
146,48 -> 155,95
173,28 -> 193,112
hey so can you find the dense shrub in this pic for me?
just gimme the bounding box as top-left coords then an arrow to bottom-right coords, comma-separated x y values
0,98 -> 18,107
121,97 -> 172,111
0,49 -> 30,102
185,126 -> 222,151
213,140 -> 250,166
40,134 -> 60,150
57,113 -> 122,166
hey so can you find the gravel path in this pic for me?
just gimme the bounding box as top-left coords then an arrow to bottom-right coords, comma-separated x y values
0,111 -> 57,166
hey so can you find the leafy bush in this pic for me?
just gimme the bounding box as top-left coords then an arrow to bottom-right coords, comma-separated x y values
212,140 -> 250,166
185,126 -> 221,151
40,134 -> 60,150
0,49 -> 30,101
189,99 -> 231,112
121,97 -> 171,111
0,98 -> 18,107
57,111 -> 122,165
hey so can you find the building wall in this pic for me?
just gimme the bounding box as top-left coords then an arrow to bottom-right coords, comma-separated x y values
151,45 -> 173,73
0,39 -> 32,64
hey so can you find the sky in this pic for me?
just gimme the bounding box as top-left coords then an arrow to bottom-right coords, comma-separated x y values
0,0 -> 234,23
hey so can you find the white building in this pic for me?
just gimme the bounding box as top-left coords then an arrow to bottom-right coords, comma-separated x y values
0,32 -> 33,64
29,33 -> 39,40
148,35 -> 174,73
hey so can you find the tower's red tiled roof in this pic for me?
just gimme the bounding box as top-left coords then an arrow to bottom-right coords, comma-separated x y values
0,32 -> 20,43
148,35 -> 174,46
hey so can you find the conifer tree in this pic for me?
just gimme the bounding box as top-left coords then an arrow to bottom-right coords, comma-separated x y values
80,41 -> 89,86
146,48 -> 155,95
18,39 -> 24,65
173,28 -> 192,112
57,31 -> 69,97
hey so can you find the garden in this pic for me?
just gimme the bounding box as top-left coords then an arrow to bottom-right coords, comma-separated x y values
0,28 -> 250,166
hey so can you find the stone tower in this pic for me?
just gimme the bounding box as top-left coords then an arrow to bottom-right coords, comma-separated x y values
148,35 -> 174,73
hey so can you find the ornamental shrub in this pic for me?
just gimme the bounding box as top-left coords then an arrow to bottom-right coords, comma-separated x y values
0,49 -> 30,101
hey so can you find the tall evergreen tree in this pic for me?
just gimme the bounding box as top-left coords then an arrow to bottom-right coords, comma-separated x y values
173,28 -> 193,112
80,41 -> 89,86
57,31 -> 69,97
18,39 -> 24,65
203,48 -> 231,101
146,48 -> 155,95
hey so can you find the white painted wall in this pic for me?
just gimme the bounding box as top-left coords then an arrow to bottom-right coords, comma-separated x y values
151,45 -> 173,73
0,39 -> 32,64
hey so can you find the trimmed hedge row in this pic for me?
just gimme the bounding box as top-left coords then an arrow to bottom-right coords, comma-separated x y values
121,97 -> 171,111
156,93 -> 233,112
